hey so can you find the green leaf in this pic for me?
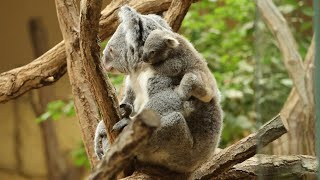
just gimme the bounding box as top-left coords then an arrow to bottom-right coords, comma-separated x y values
301,7 -> 313,16
36,112 -> 52,123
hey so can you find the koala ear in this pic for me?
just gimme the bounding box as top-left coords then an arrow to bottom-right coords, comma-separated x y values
165,36 -> 179,48
118,5 -> 137,22
118,5 -> 143,51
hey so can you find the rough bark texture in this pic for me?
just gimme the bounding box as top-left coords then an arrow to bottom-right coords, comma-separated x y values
0,0 -> 172,104
79,0 -> 121,145
88,110 -> 160,180
257,0 -> 316,156
164,0 -> 192,32
189,114 -> 288,179
217,155 -> 318,180
55,0 -> 102,167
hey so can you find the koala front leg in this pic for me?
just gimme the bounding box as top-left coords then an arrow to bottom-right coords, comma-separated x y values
94,120 -> 109,160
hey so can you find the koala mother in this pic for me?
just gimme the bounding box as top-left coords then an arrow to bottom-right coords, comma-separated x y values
95,5 -> 223,173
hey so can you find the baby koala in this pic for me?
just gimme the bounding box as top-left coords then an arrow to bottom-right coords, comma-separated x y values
142,29 -> 220,103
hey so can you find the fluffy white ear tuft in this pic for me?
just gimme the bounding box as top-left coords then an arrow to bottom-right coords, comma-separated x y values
118,5 -> 137,23
165,36 -> 179,48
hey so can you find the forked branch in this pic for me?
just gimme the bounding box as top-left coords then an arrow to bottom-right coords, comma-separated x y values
257,0 -> 308,106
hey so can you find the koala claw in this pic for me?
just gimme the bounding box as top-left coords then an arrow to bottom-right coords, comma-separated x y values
112,118 -> 131,131
96,149 -> 104,160
120,103 -> 133,118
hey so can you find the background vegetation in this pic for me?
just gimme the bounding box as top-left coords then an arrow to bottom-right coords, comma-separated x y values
38,0 -> 313,168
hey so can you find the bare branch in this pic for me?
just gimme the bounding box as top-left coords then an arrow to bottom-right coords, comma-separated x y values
79,0 -> 121,145
257,0 -> 308,106
217,154 -> 318,180
0,0 -> 173,103
190,114 -> 288,179
89,110 -> 160,180
0,41 -> 66,103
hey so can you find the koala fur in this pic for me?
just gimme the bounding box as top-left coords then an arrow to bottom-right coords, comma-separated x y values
95,5 -> 223,173
142,29 -> 220,103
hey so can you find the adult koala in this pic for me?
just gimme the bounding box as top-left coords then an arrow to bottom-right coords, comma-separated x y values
95,5 -> 223,173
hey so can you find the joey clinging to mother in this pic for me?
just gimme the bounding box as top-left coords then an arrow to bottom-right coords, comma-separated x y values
142,29 -> 220,103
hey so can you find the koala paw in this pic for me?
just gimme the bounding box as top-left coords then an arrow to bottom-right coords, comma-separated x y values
96,148 -> 104,160
120,103 -> 133,118
112,118 -> 131,131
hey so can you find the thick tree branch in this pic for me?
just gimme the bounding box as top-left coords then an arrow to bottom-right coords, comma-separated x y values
164,0 -> 193,32
257,0 -> 308,106
217,154 -> 318,179
0,0 -> 173,103
0,41 -> 67,103
89,110 -> 160,180
190,114 -> 288,179
79,0 -> 121,145
55,0 -> 102,167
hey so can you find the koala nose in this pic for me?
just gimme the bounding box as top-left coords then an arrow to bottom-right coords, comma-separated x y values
142,53 -> 148,62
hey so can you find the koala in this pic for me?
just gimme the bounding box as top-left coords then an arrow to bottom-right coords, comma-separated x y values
95,5 -> 223,173
142,29 -> 220,103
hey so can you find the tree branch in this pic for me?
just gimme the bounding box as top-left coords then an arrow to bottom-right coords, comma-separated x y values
190,114 -> 288,179
79,0 -> 121,145
217,154 -> 318,179
257,0 -> 308,106
164,0 -> 193,32
55,0 -> 102,167
0,41 -> 67,103
88,110 -> 160,180
0,0 -> 173,103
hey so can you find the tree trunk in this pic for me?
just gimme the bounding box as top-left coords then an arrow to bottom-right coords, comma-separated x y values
28,18 -> 82,180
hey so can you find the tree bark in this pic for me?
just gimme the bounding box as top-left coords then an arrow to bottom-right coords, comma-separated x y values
55,0 -> 103,167
164,0 -> 193,32
217,154 -> 318,180
79,0 -> 121,145
0,0 -> 173,104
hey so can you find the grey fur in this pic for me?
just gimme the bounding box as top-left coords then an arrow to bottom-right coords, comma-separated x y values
143,29 -> 221,103
95,5 -> 223,173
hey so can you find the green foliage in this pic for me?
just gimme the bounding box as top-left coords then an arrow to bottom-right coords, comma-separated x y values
180,0 -> 312,146
36,100 -> 75,123
71,143 -> 91,169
